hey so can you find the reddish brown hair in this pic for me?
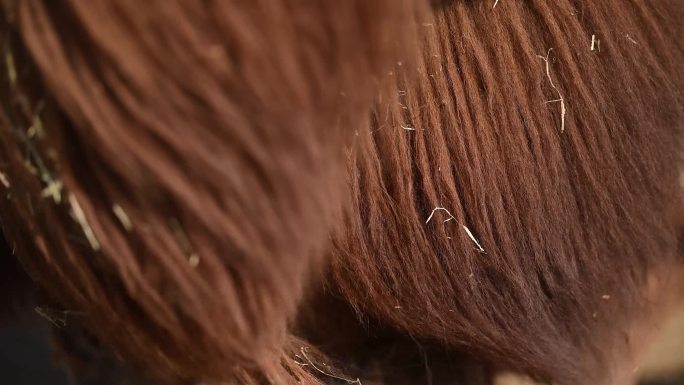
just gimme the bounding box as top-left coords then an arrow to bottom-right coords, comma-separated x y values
0,1 -> 682,384
329,1 -> 683,384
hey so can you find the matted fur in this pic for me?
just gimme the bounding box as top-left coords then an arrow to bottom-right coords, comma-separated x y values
0,1 -> 682,385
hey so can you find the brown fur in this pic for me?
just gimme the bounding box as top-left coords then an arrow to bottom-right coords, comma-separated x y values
329,1 -> 683,384
0,1 -> 682,385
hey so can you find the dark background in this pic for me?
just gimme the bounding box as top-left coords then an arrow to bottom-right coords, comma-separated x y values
0,313 -> 70,385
